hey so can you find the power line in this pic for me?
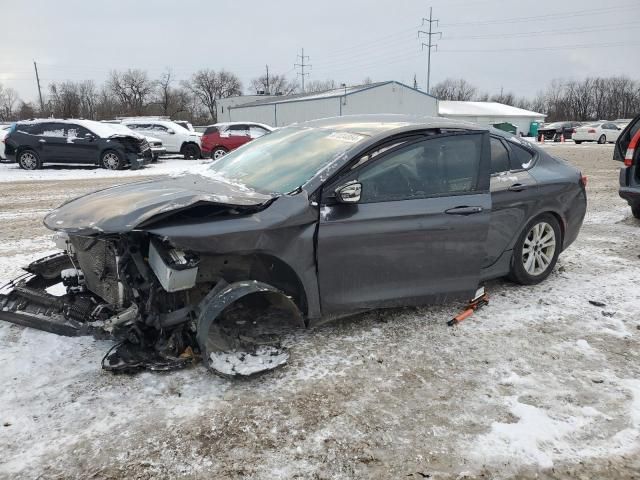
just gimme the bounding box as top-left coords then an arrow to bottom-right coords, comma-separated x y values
418,7 -> 441,94
294,48 -> 311,93
439,40 -> 631,53
440,2 -> 640,27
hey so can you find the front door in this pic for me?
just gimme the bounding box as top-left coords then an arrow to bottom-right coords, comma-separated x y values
317,132 -> 492,314
64,124 -> 100,164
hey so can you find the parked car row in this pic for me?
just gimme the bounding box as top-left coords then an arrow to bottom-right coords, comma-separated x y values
537,120 -> 628,143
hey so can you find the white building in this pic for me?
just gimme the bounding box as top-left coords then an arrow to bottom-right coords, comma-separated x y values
217,81 -> 439,127
438,101 -> 546,136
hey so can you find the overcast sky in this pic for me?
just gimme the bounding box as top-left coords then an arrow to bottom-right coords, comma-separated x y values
0,0 -> 637,103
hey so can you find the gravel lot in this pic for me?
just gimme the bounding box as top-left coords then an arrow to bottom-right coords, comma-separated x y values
1,145 -> 639,479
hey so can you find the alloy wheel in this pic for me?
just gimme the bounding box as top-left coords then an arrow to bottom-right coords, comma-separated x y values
20,151 -> 38,170
213,149 -> 227,160
103,152 -> 120,170
522,221 -> 556,276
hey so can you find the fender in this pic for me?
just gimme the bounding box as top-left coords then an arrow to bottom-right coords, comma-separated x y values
196,280 -> 304,363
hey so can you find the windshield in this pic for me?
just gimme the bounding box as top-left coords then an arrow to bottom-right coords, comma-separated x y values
203,127 -> 366,194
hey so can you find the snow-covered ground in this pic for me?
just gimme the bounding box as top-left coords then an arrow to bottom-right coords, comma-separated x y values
0,144 -> 639,479
0,156 -> 212,183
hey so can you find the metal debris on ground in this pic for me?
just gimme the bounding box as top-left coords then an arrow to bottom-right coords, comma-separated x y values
447,286 -> 489,327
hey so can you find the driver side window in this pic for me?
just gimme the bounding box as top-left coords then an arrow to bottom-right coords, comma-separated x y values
356,135 -> 482,203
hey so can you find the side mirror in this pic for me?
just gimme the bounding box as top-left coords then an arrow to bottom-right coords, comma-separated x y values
335,181 -> 362,204
85,133 -> 95,141
167,129 -> 175,135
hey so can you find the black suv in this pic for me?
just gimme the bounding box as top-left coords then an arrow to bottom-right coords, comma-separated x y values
614,114 -> 640,218
4,119 -> 152,170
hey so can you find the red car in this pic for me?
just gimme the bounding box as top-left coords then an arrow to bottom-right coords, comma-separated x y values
201,122 -> 274,159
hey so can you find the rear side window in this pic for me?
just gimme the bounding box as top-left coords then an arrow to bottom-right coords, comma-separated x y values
490,137 -> 510,174
204,126 -> 219,135
357,134 -> 482,203
228,124 -> 249,136
41,123 -> 67,137
509,143 -> 534,170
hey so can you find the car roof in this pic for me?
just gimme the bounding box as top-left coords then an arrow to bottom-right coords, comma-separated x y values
209,121 -> 274,129
293,114 -> 486,136
15,118 -> 123,138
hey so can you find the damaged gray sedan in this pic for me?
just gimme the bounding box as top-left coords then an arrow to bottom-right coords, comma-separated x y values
0,115 -> 587,376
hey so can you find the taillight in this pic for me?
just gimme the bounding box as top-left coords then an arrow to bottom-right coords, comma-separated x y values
625,148 -> 635,167
580,174 -> 587,187
588,129 -> 596,133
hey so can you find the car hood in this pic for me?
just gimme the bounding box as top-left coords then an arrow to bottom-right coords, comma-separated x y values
43,174 -> 274,235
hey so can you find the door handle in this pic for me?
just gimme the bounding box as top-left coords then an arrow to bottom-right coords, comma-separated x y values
508,183 -> 527,192
38,139 -> 46,143
445,206 -> 483,215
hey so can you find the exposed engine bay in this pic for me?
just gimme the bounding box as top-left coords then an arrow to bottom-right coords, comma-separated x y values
0,231 -> 304,377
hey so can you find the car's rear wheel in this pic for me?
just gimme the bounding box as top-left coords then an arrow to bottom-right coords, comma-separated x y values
182,144 -> 200,159
101,150 -> 124,170
212,147 -> 228,160
18,149 -> 40,170
597,134 -> 606,144
509,214 -> 561,285
631,203 -> 640,219
574,140 -> 582,144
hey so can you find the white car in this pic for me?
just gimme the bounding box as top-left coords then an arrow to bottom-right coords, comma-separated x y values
103,123 -> 166,162
0,124 -> 12,160
573,122 -> 623,144
122,120 -> 202,159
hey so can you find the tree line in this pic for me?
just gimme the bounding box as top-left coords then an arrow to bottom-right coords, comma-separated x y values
0,68 -> 344,125
431,76 -> 640,122
1,71 -> 638,124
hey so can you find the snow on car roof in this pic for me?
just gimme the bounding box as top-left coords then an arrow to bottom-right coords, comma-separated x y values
208,121 -> 274,130
122,118 -> 190,132
16,119 -> 129,139
439,101 -> 546,118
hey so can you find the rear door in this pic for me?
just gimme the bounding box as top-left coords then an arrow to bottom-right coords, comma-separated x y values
317,132 -> 492,314
614,115 -> 640,162
40,122 -> 70,162
484,137 -> 538,268
225,124 -> 251,150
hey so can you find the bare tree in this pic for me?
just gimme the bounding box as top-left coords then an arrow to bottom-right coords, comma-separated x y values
490,90 -> 516,106
108,69 -> 156,115
305,79 -> 337,93
48,81 -> 81,118
249,73 -> 297,95
185,69 -> 242,121
0,84 -> 19,121
78,80 -> 98,119
431,78 -> 477,101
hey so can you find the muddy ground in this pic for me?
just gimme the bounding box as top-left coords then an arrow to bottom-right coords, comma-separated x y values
0,145 -> 639,479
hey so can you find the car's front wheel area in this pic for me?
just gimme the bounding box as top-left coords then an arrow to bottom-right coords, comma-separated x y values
182,143 -> 201,160
509,214 -> 562,285
101,150 -> 124,170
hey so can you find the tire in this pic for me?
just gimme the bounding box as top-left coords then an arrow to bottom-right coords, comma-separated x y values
212,147 -> 228,160
509,214 -> 562,285
151,154 -> 158,163
18,149 -> 41,170
631,203 -> 640,220
182,144 -> 200,160
101,150 -> 124,170
574,141 -> 582,145
553,133 -> 561,142
597,134 -> 606,144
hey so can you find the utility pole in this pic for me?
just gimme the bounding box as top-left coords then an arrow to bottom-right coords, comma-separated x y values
295,48 -> 311,93
418,7 -> 441,95
265,64 -> 270,94
33,61 -> 44,113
